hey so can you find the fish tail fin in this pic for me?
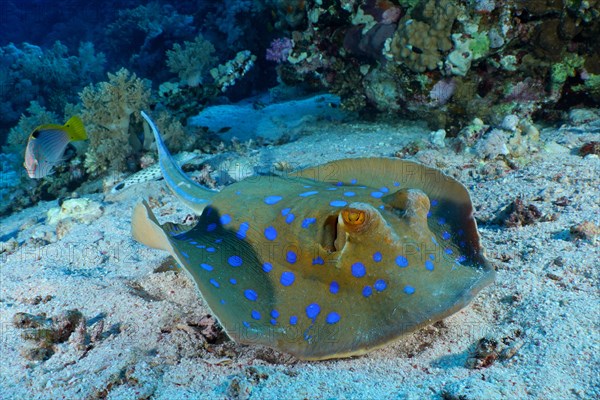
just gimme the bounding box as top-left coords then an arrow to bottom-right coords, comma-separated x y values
131,201 -> 174,252
140,111 -> 216,214
63,116 -> 87,141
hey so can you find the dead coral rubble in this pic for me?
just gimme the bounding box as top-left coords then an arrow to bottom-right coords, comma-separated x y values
497,197 -> 543,227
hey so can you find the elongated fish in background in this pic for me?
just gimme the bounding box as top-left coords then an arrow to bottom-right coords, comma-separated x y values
23,116 -> 87,179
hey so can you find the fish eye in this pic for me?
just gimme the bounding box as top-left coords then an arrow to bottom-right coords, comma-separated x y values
32,130 -> 40,138
341,208 -> 367,226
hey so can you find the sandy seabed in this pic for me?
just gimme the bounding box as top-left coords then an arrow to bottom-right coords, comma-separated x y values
1,117 -> 599,399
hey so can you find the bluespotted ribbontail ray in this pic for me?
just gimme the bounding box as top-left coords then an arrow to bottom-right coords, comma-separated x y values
132,111 -> 495,360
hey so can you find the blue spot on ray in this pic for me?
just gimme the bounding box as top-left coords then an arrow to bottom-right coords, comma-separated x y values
244,289 -> 258,301
280,271 -> 295,286
344,191 -> 356,197
362,286 -> 373,297
236,222 -> 249,239
281,208 -> 291,216
262,262 -> 273,273
312,256 -> 324,265
206,223 -> 217,232
206,247 -> 216,253
243,321 -> 250,328
326,312 -> 341,324
425,261 -> 435,271
220,214 -> 232,225
330,281 -> 339,294
285,213 -> 295,224
299,191 -> 318,197
373,252 -> 382,262
330,200 -> 348,207
181,251 -> 189,259
396,256 -> 409,268
431,199 -> 439,206
351,262 -> 366,278
286,251 -> 297,264
445,248 -> 454,255
306,303 -> 321,320
264,226 -> 278,241
302,218 -> 317,228
228,255 -> 243,267
209,279 -> 220,288
290,316 -> 298,325
200,263 -> 213,271
404,285 -> 415,295
371,191 -> 384,198
251,310 -> 261,320
264,196 -> 283,205
271,310 -> 280,319
374,279 -> 387,291
229,278 -> 237,285
442,231 -> 451,240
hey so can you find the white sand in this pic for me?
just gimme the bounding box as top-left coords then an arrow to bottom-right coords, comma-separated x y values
1,119 -> 599,399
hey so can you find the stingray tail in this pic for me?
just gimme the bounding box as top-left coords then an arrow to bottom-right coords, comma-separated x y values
141,111 -> 216,213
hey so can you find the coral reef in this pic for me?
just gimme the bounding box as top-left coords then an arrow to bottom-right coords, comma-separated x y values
0,41 -> 105,135
386,0 -> 458,73
80,68 -> 151,175
271,0 -> 600,132
266,38 -> 294,63
104,2 -> 196,81
166,35 -> 217,87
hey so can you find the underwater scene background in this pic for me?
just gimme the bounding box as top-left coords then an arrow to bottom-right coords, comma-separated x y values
1,1 -> 599,399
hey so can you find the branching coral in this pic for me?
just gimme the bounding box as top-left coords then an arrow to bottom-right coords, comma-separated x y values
166,35 -> 217,87
81,68 -> 151,175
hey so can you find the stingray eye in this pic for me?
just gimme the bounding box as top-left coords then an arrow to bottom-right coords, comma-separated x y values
342,208 -> 367,226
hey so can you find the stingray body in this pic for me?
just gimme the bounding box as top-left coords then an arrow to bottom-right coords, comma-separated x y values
133,112 -> 495,360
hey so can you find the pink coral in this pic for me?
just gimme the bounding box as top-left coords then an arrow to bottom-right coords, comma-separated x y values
266,38 -> 293,63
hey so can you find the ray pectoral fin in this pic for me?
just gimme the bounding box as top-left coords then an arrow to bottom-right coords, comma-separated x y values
131,201 -> 175,254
